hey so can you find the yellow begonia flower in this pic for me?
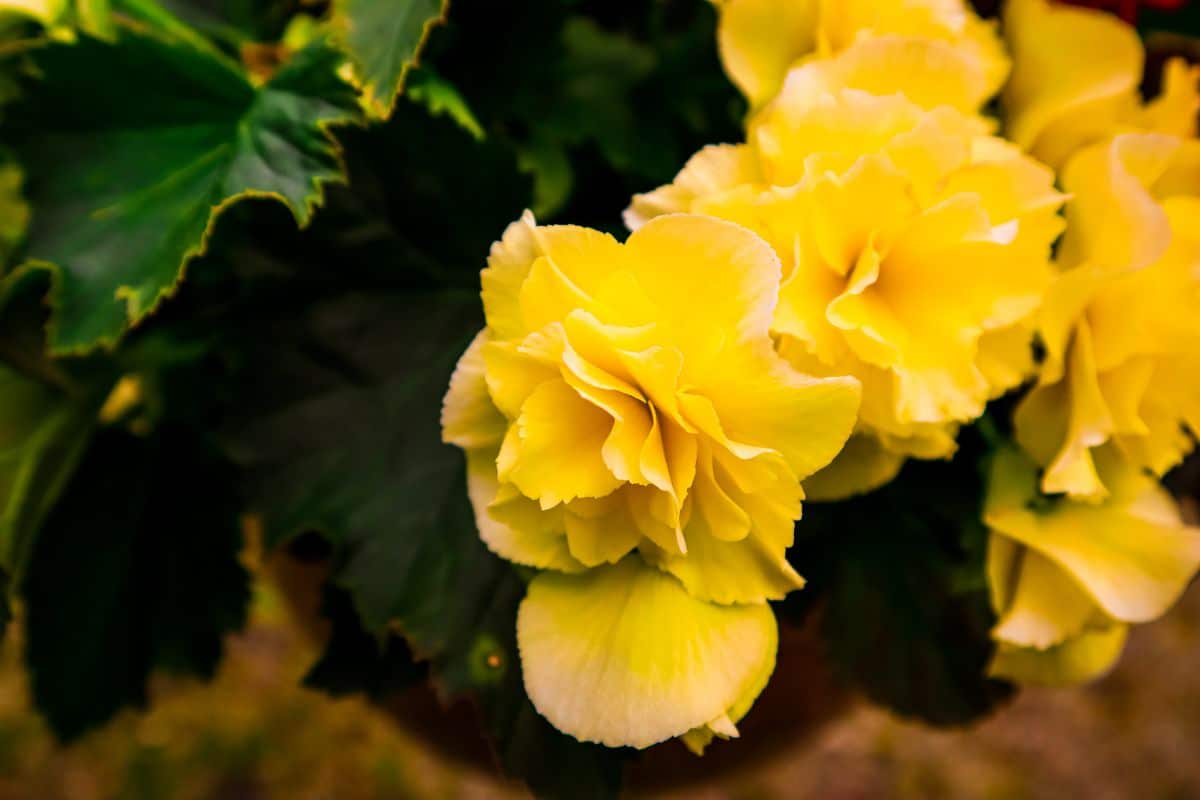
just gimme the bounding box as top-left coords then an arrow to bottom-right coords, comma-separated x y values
716,0 -> 1008,111
984,446 -> 1200,686
628,82 -> 1063,498
442,212 -> 860,749
1003,0 -> 1200,169
1015,133 -> 1200,499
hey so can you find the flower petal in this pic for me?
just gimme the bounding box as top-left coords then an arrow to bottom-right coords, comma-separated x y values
716,0 -> 819,109
990,545 -> 1100,650
466,449 -> 581,572
518,557 -> 778,748
704,348 -> 861,483
989,624 -> 1128,687
986,450 -> 1200,624
1003,0 -> 1143,167
624,214 -> 783,358
442,330 -> 507,450
625,144 -> 764,230
801,432 -> 906,501
497,378 -> 622,508
644,449 -> 805,604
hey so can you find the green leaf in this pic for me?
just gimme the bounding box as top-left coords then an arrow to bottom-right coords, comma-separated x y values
782,433 -> 1015,725
405,67 -> 484,140
0,363 -> 97,585
22,426 -> 250,740
425,0 -> 743,226
303,582 -> 428,699
7,31 -> 360,353
332,0 -> 448,119
334,100 -> 533,287
225,290 -> 625,798
0,160 -> 28,268
0,270 -> 104,588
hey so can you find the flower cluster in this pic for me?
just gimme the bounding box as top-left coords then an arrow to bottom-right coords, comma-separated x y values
443,0 -> 1200,751
630,1 -> 1063,498
987,0 -> 1200,684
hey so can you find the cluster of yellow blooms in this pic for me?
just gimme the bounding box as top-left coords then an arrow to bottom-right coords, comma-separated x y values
443,0 -> 1200,750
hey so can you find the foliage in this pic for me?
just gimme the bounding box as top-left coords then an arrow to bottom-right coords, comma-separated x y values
781,431 -> 1016,725
0,0 -> 1195,798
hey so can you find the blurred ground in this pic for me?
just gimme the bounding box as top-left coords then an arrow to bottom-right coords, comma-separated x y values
1,544 -> 1199,800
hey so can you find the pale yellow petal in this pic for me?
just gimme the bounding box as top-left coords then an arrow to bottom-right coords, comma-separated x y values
1057,134 -> 1177,274
991,547 -> 1098,650
706,348 -> 861,483
801,432 -> 906,501
466,449 -> 581,572
481,210 -> 541,341
623,214 -> 782,358
716,0 -> 819,109
1003,0 -> 1143,167
987,456 -> 1200,625
624,145 -> 763,230
989,624 -> 1128,687
516,226 -> 629,333
812,34 -> 995,113
497,378 -> 622,508
681,621 -> 776,754
563,493 -> 642,567
644,448 -> 805,605
442,330 -> 507,450
1032,322 -> 1112,498
518,557 -> 778,748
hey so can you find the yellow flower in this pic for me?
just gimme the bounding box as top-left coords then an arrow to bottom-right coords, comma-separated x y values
716,0 -> 1008,111
1003,0 -> 1200,169
1015,133 -> 1200,499
984,446 -> 1200,686
628,81 -> 1063,498
442,211 -> 860,749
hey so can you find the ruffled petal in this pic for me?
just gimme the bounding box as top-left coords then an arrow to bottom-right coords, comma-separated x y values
624,145 -> 764,230
624,214 -> 783,358
442,330 -> 507,450
644,447 -> 805,605
497,378 -> 622,508
466,449 -> 581,572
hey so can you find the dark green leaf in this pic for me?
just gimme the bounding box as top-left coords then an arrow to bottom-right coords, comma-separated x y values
303,583 -> 427,698
0,160 -> 28,267
334,100 -> 534,287
7,31 -> 360,353
405,67 -> 484,140
0,363 -> 97,584
22,426 -> 250,740
426,0 -> 743,228
0,269 -> 105,585
782,433 -> 1015,725
332,0 -> 448,118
